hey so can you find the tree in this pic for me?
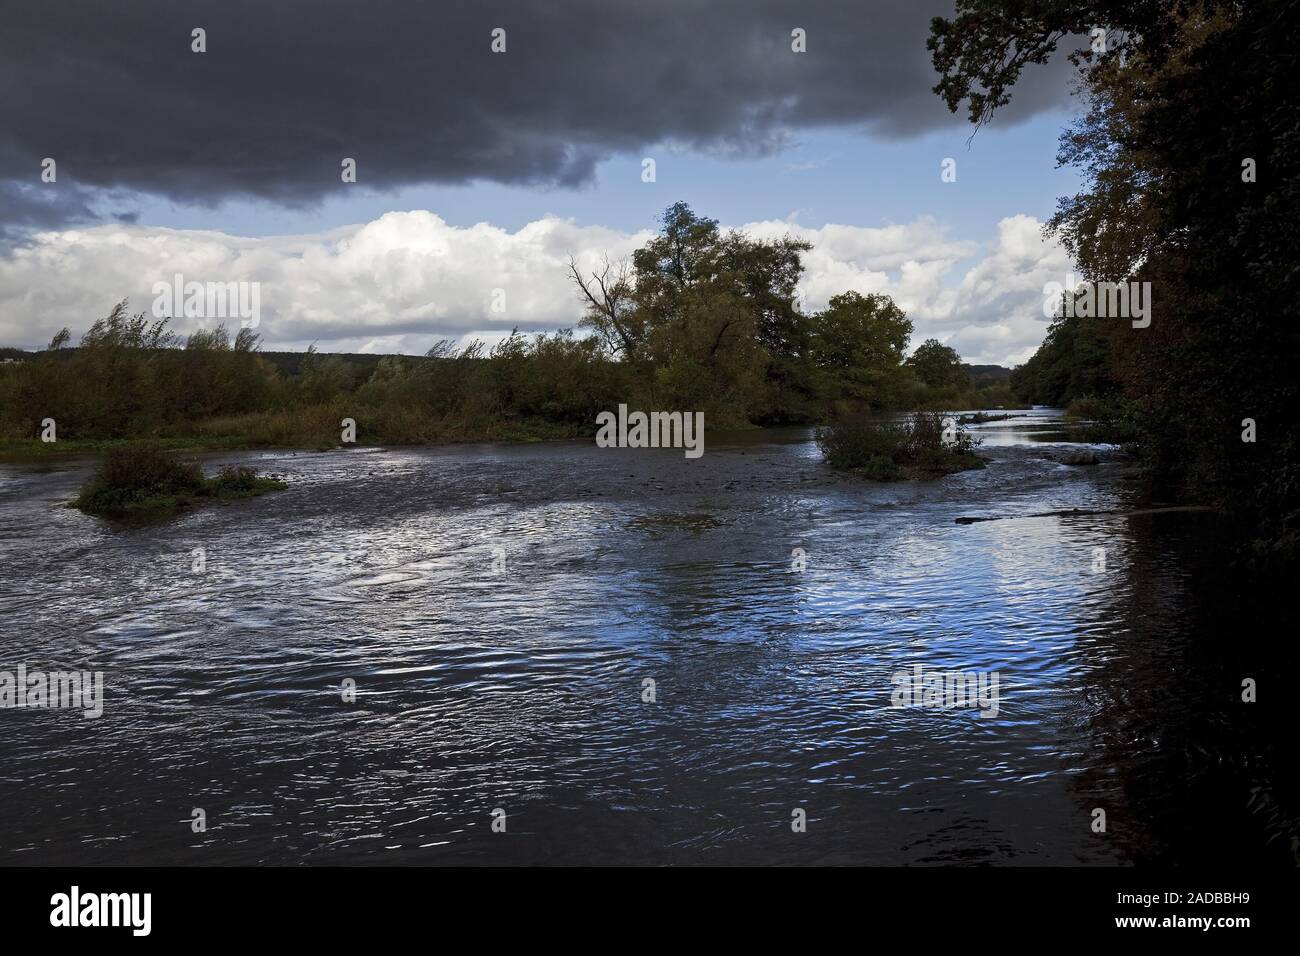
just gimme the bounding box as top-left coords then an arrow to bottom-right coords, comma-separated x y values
625,202 -> 810,350
630,202 -> 726,323
907,338 -> 968,391
930,1 -> 1300,553
568,254 -> 641,358
811,291 -> 913,405
572,202 -> 817,422
1009,312 -> 1115,406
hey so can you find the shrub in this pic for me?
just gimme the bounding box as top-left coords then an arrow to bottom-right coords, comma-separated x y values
814,417 -> 910,470
77,444 -> 205,513
212,465 -> 261,493
72,444 -> 284,516
815,412 -> 983,479
1064,394 -> 1141,444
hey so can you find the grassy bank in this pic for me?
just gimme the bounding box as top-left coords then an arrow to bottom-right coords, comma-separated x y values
0,411 -> 587,462
0,435 -> 253,461
71,445 -> 286,518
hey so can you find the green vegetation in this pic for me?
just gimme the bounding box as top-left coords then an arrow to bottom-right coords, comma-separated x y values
815,412 -> 985,481
71,444 -> 286,518
1008,311 -> 1115,409
0,434 -> 262,460
931,0 -> 1300,560
1,203 -> 1016,460
907,339 -> 1025,412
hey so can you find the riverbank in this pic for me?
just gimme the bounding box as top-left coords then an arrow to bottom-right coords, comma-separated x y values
0,435 -> 254,461
0,409 -> 1016,464
0,420 -> 587,462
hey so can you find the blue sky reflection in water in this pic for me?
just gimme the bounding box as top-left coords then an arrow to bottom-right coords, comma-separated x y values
0,411 -> 1283,864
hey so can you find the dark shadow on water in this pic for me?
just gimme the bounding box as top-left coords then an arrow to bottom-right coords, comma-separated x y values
1068,513 -> 1298,865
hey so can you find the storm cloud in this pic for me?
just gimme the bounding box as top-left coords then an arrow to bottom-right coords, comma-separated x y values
1,0 -> 1073,224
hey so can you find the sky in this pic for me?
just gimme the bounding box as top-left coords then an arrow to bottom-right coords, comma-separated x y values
0,0 -> 1086,366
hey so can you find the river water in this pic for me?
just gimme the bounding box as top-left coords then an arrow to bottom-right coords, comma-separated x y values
0,409 -> 1291,865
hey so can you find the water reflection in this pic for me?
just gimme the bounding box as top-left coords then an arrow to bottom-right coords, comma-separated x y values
0,410 -> 1291,864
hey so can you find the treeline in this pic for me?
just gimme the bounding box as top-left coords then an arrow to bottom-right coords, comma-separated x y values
0,203 -> 1015,449
1009,312 -> 1115,409
935,0 -> 1300,558
0,309 -> 621,447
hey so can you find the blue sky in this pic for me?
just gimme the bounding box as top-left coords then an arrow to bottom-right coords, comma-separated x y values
30,108 -> 1071,366
130,111 -> 1081,244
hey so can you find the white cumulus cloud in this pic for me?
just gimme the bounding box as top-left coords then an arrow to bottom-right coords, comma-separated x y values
0,211 -> 1070,365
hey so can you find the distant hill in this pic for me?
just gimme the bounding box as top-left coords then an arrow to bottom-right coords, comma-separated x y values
257,351 -> 401,377
964,364 -> 1012,386
2,347 -> 1019,383
0,347 -> 417,375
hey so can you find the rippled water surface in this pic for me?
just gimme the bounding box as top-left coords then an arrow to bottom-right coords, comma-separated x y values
0,410 -> 1289,864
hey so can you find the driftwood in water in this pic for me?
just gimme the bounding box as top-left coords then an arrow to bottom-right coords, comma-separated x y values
955,505 -> 1216,525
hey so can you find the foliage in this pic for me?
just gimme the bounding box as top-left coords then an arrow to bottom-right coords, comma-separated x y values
907,338 -> 969,391
2,204 -> 1017,456
72,444 -> 285,517
815,412 -> 984,480
1008,311 -> 1115,406
810,292 -> 914,407
933,0 -> 1300,556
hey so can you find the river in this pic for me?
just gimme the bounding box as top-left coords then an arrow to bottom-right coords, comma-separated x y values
0,409 -> 1290,865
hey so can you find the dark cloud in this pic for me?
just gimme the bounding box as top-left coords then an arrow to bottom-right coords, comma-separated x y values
0,181 -> 98,237
0,1 -> 1074,224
